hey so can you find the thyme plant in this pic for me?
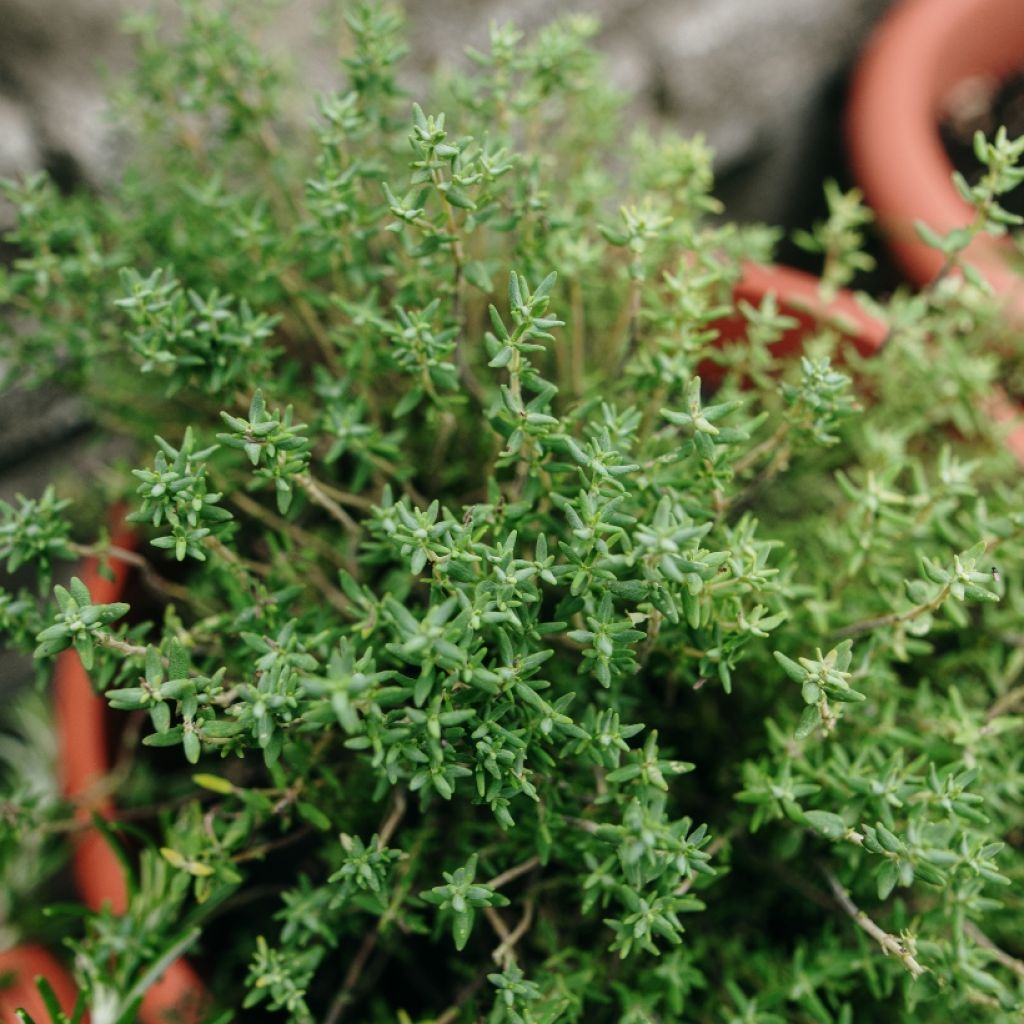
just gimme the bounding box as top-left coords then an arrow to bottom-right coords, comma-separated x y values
1,3 -> 1023,1021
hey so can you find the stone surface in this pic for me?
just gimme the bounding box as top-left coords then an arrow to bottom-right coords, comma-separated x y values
0,94 -> 40,182
0,0 -> 134,191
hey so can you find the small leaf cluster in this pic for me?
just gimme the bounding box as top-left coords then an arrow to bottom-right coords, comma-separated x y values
126,428 -> 232,560
115,267 -> 282,395
32,577 -> 129,670
420,853 -> 511,951
218,390 -> 311,513
0,486 -> 72,578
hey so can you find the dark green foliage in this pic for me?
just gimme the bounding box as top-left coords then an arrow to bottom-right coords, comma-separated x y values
1,3 -> 1023,1022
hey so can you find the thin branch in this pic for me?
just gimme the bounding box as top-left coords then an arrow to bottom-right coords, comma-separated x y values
94,630 -> 148,658
378,789 -> 407,849
724,440 -> 794,520
299,475 -> 376,513
205,534 -> 273,578
429,410 -> 459,482
569,277 -> 585,399
106,709 -> 147,792
305,562 -> 357,618
278,266 -> 341,374
985,684 -> 1024,723
834,589 -> 952,639
564,815 -> 599,834
769,861 -> 838,913
433,972 -> 489,1024
483,904 -> 511,945
324,921 -> 381,1024
964,921 -> 1024,979
836,536 -> 1003,639
225,485 -> 354,572
485,855 -> 540,892
324,835 -> 422,1024
232,825 -> 313,865
731,421 -> 790,476
491,898 -> 535,968
822,868 -> 927,978
297,472 -> 362,538
69,541 -> 207,612
612,269 -> 643,370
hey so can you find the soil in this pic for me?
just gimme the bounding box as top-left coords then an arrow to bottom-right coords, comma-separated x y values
939,70 -> 1024,220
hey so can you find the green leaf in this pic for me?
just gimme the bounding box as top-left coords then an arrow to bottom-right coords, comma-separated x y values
74,632 -> 95,671
183,729 -> 201,764
876,859 -> 899,900
452,907 -> 474,950
443,185 -> 476,210
913,221 -> 946,251
464,261 -> 493,292
69,576 -> 92,606
151,701 -> 171,732
193,773 -> 235,794
804,811 -> 847,840
773,651 -> 806,683
297,801 -> 332,830
795,704 -> 821,739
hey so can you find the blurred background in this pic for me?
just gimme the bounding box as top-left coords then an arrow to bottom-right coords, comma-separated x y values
0,0 -> 895,690
0,0 -> 893,218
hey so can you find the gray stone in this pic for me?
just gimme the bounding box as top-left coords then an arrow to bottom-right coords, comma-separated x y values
0,0 -> 134,189
401,0 -> 893,220
0,93 -> 39,182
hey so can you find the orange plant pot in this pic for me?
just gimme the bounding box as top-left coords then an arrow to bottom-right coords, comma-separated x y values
1,524 -> 207,1024
729,262 -> 886,357
0,946 -> 78,1021
846,0 -> 1024,314
720,263 -> 1024,463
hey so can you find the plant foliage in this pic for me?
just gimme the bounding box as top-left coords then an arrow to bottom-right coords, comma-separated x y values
1,3 -> 1023,1022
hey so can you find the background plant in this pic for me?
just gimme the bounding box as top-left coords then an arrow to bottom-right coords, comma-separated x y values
0,2 -> 1022,1022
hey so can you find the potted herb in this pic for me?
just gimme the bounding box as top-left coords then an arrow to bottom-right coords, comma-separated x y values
1,4 -> 1023,1022
847,0 -> 1024,311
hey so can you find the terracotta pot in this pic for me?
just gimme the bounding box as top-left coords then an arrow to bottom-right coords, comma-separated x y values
0,946 -> 77,1021
58,528 -> 207,1023
846,0 -> 1024,314
53,522 -> 134,918
728,263 -> 1024,461
2,524 -> 206,1024
729,261 -> 887,356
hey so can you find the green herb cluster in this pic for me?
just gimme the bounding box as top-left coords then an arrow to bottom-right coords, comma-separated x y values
1,3 -> 1023,1022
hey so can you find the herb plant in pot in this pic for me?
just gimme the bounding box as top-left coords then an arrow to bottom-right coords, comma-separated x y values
1,3 -> 1023,1022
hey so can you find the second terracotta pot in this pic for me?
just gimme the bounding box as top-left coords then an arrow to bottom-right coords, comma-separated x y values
847,0 -> 1024,315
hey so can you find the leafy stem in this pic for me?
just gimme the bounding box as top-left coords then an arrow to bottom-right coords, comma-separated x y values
822,868 -> 927,979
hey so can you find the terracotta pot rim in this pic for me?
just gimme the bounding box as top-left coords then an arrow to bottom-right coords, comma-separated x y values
736,261 -> 887,352
846,0 -> 1024,312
